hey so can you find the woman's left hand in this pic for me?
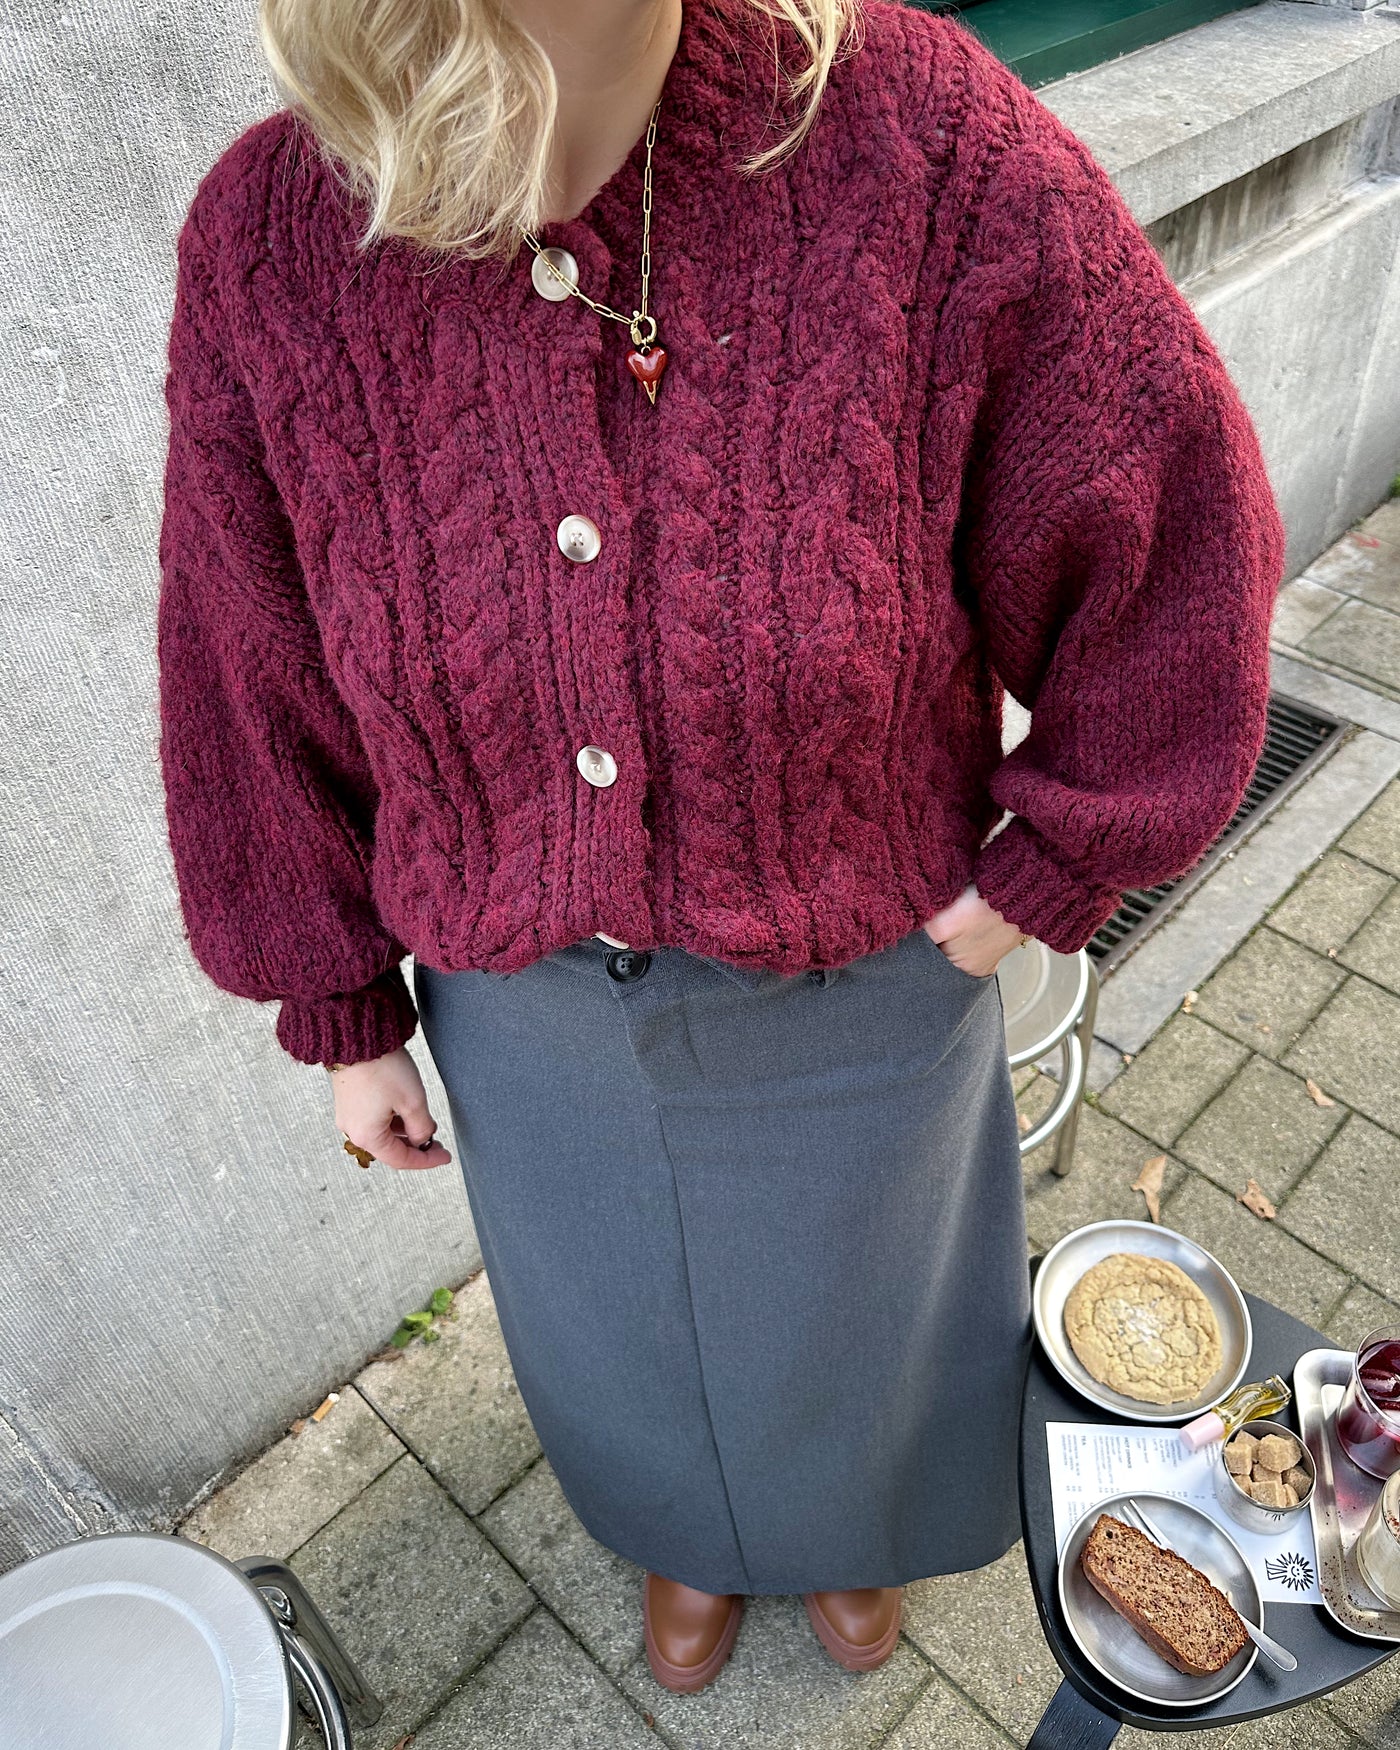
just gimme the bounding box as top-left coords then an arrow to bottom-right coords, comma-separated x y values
922,884 -> 1030,978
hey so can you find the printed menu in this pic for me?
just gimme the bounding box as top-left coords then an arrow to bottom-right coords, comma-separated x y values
1048,1421 -> 1323,1604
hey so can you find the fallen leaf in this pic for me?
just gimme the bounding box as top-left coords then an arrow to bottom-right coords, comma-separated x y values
1132,1155 -> 1167,1224
1182,989 -> 1199,1014
310,1392 -> 340,1423
1355,533 -> 1382,548
1017,1111 -> 1032,1134
644,1715 -> 655,1729
1237,1178 -> 1277,1220
389,1735 -> 416,1750
1304,1078 -> 1336,1109
289,1418 -> 307,1438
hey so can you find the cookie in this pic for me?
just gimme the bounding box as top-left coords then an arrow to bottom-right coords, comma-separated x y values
1063,1252 -> 1223,1406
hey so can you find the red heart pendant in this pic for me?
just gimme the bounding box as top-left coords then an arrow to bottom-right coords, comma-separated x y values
626,344 -> 668,405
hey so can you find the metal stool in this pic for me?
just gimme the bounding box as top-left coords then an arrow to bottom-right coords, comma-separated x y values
0,1530 -> 381,1748
997,941 -> 1098,1176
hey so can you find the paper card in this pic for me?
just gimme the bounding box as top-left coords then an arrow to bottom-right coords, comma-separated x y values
1047,1422 -> 1323,1604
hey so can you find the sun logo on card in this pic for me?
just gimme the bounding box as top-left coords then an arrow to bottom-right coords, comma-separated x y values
1265,1552 -> 1315,1591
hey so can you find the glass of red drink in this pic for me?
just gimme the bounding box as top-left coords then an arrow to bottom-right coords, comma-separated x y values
1336,1324 -> 1400,1480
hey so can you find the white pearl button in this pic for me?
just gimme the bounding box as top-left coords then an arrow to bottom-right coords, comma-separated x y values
576,745 -> 618,788
557,514 -> 601,563
531,246 -> 579,301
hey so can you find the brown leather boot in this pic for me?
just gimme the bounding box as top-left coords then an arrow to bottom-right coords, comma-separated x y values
802,1587 -> 903,1671
643,1572 -> 745,1693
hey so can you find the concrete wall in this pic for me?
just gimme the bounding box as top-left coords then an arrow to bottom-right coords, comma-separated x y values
2,0 -> 1398,1569
0,2 -> 478,1570
1175,103 -> 1400,567
1043,0 -> 1400,570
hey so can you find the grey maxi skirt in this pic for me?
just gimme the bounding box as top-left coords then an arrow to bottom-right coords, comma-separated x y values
412,923 -> 1032,1596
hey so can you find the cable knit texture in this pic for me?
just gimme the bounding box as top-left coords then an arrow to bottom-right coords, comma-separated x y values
157,0 -> 1286,1065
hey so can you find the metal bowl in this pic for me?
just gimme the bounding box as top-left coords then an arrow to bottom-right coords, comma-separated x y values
1215,1417 -> 1315,1537
1058,1492 -> 1261,1707
1033,1219 -> 1252,1423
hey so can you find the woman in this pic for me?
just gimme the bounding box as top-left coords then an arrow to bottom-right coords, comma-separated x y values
156,0 -> 1285,1694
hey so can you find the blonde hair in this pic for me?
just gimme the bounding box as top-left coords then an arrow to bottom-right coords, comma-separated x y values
257,0 -> 862,261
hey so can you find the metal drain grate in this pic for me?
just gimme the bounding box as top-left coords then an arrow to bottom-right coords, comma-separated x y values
1088,692 -> 1348,976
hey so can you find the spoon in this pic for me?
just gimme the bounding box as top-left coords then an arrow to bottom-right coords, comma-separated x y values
1121,1497 -> 1298,1673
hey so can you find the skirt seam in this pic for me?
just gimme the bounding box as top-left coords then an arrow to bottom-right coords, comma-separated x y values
648,1089 -> 757,1594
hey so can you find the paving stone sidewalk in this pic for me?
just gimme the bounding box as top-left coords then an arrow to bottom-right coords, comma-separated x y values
180,495 -> 1400,1749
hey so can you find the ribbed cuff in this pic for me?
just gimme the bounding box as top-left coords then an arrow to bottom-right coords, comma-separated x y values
275,964 -> 419,1067
973,818 -> 1122,955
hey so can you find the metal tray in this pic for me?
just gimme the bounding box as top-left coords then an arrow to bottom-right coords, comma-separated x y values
1033,1220 -> 1252,1423
1294,1347 -> 1400,1643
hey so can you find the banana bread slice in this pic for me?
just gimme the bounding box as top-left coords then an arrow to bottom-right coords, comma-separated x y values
1079,1513 -> 1250,1677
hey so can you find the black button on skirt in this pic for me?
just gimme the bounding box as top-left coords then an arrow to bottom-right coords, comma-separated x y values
412,923 -> 1032,1595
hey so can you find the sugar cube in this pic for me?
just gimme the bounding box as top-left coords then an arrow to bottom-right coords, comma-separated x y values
1224,1433 -> 1257,1476
1256,1432 -> 1303,1473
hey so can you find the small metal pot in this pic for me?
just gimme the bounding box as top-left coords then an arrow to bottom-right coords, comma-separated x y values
1213,1417 -> 1316,1538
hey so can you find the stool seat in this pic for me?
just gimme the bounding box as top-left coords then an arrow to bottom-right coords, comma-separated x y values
0,1531 -> 292,1750
995,940 -> 1099,1176
997,940 -> 1093,1066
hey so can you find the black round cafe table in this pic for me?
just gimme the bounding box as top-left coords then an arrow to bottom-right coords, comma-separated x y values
1020,1273 -> 1397,1745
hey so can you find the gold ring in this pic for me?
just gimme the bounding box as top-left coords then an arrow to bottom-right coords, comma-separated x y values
341,1135 -> 375,1169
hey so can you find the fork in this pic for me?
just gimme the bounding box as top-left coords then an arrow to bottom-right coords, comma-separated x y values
1120,1497 -> 1298,1673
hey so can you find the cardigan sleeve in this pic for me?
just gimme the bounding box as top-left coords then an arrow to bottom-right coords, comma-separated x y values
155,212 -> 418,1066
951,84 -> 1287,954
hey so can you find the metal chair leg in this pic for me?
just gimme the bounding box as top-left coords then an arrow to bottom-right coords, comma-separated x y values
283,1632 -> 354,1750
236,1555 -> 383,1736
1051,959 -> 1099,1179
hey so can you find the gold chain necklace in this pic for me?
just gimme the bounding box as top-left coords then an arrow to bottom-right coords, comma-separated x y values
522,96 -> 668,407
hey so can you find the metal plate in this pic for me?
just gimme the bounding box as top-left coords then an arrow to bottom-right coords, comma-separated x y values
1033,1220 -> 1252,1423
0,1531 -> 292,1750
1058,1492 -> 1261,1708
1295,1347 -> 1400,1643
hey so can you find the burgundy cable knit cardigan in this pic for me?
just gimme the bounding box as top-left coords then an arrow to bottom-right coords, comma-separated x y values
156,0 -> 1286,1067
